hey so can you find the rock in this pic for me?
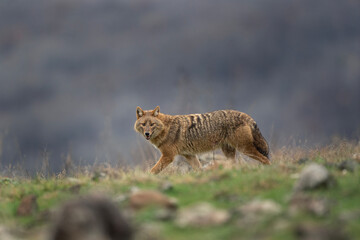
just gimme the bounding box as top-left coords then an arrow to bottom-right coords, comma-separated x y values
136,223 -> 163,240
294,163 -> 336,192
289,194 -> 330,217
236,199 -> 281,226
129,190 -> 177,210
337,159 -> 358,172
51,195 -> 133,240
0,226 -> 16,240
176,202 -> 230,227
294,223 -> 349,240
239,199 -> 282,216
16,195 -> 38,216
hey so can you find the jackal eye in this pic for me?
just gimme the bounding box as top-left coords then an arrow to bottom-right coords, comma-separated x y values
150,123 -> 155,127
141,123 -> 146,126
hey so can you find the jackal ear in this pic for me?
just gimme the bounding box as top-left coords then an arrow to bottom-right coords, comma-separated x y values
136,106 -> 144,119
152,106 -> 160,117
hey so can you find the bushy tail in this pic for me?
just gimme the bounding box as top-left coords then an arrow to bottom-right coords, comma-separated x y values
251,123 -> 270,158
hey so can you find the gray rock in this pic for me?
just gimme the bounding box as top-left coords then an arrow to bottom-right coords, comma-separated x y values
51,195 -> 133,240
294,163 -> 336,192
176,202 -> 230,227
289,194 -> 330,217
0,226 -> 16,240
236,199 -> 281,226
337,159 -> 358,172
136,223 -> 163,240
295,223 -> 349,240
238,199 -> 282,217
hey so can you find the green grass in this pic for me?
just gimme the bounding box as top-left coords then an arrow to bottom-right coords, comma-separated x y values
0,141 -> 360,239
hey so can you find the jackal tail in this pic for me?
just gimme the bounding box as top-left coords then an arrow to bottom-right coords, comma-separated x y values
251,123 -> 270,158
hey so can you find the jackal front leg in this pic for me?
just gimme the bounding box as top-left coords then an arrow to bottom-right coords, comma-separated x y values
150,154 -> 174,174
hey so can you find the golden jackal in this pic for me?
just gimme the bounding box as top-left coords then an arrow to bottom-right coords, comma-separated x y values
134,106 -> 270,174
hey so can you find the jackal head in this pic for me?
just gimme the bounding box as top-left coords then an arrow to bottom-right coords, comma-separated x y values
134,106 -> 164,141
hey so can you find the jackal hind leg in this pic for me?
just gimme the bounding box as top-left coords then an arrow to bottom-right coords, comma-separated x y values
221,144 -> 236,162
182,154 -> 202,171
229,125 -> 270,165
241,144 -> 270,165
150,155 -> 174,174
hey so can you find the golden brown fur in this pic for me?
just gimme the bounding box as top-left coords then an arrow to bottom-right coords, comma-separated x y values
134,106 -> 270,174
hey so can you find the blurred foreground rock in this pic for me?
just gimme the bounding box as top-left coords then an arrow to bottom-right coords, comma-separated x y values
51,195 -> 133,240
337,159 -> 358,172
295,223 -> 349,240
16,194 -> 38,216
237,199 -> 281,225
294,163 -> 336,192
135,223 -> 163,240
129,190 -> 177,210
289,194 -> 330,217
237,200 -> 281,227
0,226 -> 16,240
176,202 -> 230,227
239,199 -> 281,216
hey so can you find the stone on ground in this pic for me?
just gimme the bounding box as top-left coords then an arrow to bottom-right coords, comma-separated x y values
294,163 -> 336,192
176,202 -> 230,227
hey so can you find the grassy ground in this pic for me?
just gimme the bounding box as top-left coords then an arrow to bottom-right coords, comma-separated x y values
0,140 -> 359,239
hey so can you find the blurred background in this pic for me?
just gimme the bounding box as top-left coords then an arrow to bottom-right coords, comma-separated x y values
0,0 -> 359,173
